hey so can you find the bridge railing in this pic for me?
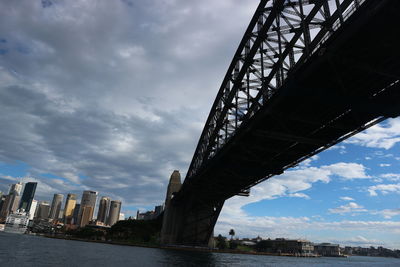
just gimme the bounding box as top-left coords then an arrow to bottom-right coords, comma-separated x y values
186,0 -> 367,181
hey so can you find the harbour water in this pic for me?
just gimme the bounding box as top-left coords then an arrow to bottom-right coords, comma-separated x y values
0,232 -> 399,266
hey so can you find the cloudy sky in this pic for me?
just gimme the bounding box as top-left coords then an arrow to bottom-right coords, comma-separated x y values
1,0 -> 399,248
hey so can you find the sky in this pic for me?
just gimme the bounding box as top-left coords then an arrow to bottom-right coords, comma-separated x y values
0,0 -> 399,249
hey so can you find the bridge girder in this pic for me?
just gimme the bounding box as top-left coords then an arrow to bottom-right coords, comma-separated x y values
166,0 -> 400,246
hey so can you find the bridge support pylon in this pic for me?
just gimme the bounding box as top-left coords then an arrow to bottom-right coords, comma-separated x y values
161,170 -> 224,247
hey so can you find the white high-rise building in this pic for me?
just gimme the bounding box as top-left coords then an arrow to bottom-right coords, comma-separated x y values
29,200 -> 38,220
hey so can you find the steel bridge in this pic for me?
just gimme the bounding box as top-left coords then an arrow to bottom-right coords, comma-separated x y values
161,0 -> 400,246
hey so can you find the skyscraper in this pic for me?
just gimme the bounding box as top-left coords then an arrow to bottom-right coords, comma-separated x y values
36,201 -> 50,220
8,182 -> 22,213
19,182 -> 37,212
0,183 -> 23,221
9,182 -> 23,195
29,200 -> 38,220
97,196 -> 110,224
107,200 -> 121,226
72,203 -> 80,225
77,190 -> 97,227
9,194 -> 21,213
79,206 -> 94,227
49,194 -> 64,220
63,193 -> 77,224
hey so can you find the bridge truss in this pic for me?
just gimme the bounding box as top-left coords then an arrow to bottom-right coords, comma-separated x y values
186,0 -> 373,185
163,0 -> 400,246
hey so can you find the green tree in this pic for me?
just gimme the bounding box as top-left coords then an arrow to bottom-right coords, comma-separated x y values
229,229 -> 235,240
216,234 -> 227,250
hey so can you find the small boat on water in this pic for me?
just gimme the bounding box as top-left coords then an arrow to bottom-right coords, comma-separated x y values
4,210 -> 29,234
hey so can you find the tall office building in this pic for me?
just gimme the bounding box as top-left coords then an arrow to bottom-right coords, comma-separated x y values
107,200 -> 121,226
0,195 -> 14,221
77,190 -> 97,227
63,193 -> 77,224
49,194 -> 64,220
79,206 -> 94,227
0,183 -> 23,221
36,201 -> 50,220
97,196 -> 111,224
19,182 -> 37,212
9,194 -> 21,213
72,203 -> 80,225
29,200 -> 38,220
9,182 -> 23,195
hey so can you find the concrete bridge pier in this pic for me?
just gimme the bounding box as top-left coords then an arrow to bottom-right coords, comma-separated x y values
160,170 -> 183,244
161,170 -> 223,247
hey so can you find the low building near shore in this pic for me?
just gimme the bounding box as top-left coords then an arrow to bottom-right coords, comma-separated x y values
313,243 -> 341,257
256,238 -> 315,256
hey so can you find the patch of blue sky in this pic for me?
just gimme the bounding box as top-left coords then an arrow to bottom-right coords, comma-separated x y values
0,161 -> 30,177
0,49 -> 7,55
242,138 -> 399,220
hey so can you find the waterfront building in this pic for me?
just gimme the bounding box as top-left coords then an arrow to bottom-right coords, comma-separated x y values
49,194 -> 64,221
35,201 -> 50,220
256,238 -> 315,256
19,182 -> 37,212
63,193 -> 76,224
4,210 -> 29,234
29,200 -> 38,220
344,246 -> 353,255
136,210 -> 155,220
107,200 -> 121,226
97,196 -> 111,224
77,191 -> 97,227
314,243 -> 341,257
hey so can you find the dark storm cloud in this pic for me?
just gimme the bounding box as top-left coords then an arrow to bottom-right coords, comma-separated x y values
0,84 -> 201,206
0,0 -> 259,209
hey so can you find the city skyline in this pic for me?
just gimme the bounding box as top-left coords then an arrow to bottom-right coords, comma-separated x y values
0,182 -> 125,227
0,0 -> 399,249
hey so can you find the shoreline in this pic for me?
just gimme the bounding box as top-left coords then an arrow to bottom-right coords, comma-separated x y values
37,234 -> 320,258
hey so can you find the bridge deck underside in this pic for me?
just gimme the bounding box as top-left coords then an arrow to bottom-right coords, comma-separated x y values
177,0 -> 400,206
